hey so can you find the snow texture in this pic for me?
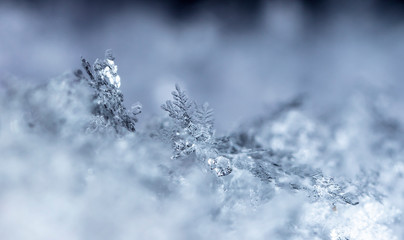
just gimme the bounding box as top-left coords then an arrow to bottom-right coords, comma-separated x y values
0,51 -> 403,240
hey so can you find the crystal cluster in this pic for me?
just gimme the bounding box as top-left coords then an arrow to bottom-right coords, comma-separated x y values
80,50 -> 141,134
161,84 -> 232,177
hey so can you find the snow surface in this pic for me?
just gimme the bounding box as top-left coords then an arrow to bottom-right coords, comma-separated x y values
0,59 -> 403,239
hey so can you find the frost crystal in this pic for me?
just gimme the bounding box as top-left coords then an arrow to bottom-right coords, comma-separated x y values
94,49 -> 121,88
161,84 -> 232,177
223,147 -> 360,206
161,84 -> 194,128
211,98 -> 363,207
208,156 -> 232,177
80,50 -> 141,133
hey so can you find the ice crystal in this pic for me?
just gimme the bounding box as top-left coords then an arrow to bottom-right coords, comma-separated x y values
161,84 -> 194,128
222,146 -> 360,206
1,49 -> 140,137
80,50 -> 141,133
208,156 -> 232,177
161,84 -> 231,177
97,49 -> 121,88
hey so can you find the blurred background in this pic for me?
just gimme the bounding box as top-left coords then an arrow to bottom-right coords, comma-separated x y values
2,0 -> 404,132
